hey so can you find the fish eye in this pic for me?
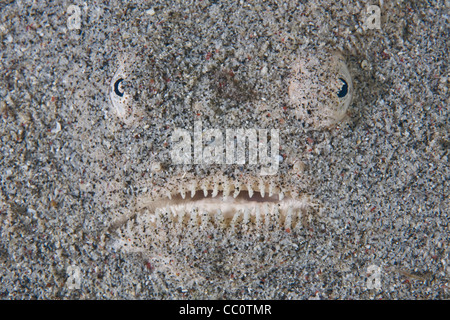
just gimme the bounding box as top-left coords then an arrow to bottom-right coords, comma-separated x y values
114,78 -> 125,97
337,78 -> 348,98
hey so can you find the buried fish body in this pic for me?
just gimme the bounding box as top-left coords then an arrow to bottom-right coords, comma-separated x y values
107,45 -> 353,287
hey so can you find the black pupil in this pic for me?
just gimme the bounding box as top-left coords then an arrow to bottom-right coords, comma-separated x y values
114,78 -> 124,97
337,78 -> 348,98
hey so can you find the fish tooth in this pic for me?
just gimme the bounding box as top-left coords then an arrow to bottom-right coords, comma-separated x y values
263,204 -> 270,229
167,191 -> 172,200
269,183 -> 274,197
169,209 -> 178,222
216,209 -> 225,228
279,192 -> 284,201
233,186 -> 240,198
248,184 -> 254,198
259,180 -> 265,198
273,204 -> 281,226
285,207 -> 293,230
202,185 -> 208,197
230,210 -> 241,229
180,187 -> 186,199
294,209 -> 302,232
212,183 -> 219,197
223,182 -> 230,200
201,211 -> 209,228
190,183 -> 196,198
243,208 -> 250,225
170,207 -> 177,218
255,206 -> 262,228
178,208 -> 186,226
154,208 -> 162,228
189,208 -> 198,227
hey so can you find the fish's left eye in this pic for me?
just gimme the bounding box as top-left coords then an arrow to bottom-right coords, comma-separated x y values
337,78 -> 348,98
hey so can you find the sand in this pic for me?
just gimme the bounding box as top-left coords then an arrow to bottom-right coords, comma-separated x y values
0,0 -> 448,299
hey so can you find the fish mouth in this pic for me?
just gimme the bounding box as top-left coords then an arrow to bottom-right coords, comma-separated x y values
126,175 -> 318,232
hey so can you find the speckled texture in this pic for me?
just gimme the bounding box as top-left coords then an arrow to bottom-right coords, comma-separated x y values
0,0 -> 449,299
289,48 -> 353,128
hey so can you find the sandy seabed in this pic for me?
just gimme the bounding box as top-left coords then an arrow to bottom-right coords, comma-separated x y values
0,0 -> 448,299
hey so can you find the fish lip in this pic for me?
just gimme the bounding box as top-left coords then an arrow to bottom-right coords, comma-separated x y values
136,174 -> 305,207
129,173 -> 318,230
